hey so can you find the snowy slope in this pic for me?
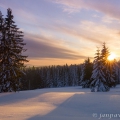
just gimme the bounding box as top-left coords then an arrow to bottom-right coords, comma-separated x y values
0,86 -> 120,120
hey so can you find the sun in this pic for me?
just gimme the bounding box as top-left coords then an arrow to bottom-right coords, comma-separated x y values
107,53 -> 116,61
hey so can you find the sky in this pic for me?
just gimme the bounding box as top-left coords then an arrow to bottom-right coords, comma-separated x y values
0,0 -> 120,66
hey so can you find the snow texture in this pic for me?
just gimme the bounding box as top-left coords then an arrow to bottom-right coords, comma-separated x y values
0,86 -> 120,120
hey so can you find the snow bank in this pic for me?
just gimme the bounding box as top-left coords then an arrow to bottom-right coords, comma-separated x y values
0,86 -> 120,120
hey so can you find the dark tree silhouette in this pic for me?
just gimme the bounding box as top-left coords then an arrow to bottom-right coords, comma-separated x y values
80,58 -> 93,88
0,8 -> 28,92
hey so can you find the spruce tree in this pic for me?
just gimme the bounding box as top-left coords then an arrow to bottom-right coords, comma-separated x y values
91,48 -> 109,92
90,43 -> 117,92
0,8 -> 28,92
101,43 -> 116,88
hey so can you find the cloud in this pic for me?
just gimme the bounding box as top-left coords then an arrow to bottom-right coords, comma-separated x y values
23,19 -> 119,53
101,16 -> 119,23
47,20 -> 119,46
0,1 -> 39,25
51,0 -> 120,19
24,34 -> 86,60
52,23 -> 102,44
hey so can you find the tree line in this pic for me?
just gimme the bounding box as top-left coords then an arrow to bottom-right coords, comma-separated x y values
21,64 -> 82,90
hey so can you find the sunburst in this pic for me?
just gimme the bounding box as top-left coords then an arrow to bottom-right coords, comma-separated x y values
107,53 -> 116,61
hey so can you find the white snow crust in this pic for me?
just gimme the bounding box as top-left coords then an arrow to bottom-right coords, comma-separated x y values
0,86 -> 120,120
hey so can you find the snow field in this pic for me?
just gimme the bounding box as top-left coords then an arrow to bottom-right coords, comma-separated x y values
0,86 -> 120,120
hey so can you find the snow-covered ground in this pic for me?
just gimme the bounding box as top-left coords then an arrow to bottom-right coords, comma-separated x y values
0,86 -> 120,120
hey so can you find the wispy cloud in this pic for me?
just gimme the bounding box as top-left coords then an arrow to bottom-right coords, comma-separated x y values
46,20 -> 119,45
24,34 -> 86,60
51,0 -> 120,20
0,1 -> 39,24
24,19 -> 120,60
101,15 -> 119,23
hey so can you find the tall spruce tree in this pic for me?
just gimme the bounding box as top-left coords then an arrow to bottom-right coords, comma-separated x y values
0,8 -> 28,92
90,43 -> 117,92
101,43 -> 116,88
90,48 -> 109,92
